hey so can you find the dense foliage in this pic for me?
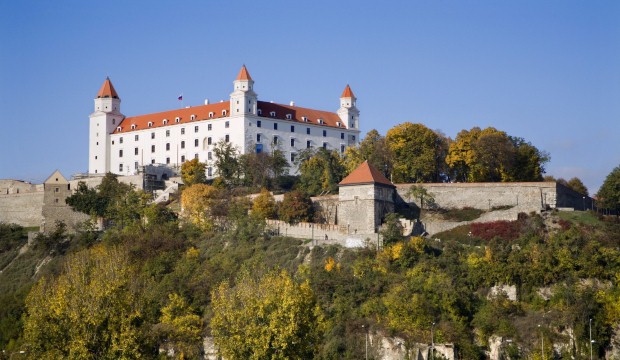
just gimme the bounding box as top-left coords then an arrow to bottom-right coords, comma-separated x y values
597,165 -> 620,213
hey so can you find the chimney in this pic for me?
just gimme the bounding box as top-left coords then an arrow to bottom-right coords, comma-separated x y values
290,101 -> 295,106
204,99 -> 210,105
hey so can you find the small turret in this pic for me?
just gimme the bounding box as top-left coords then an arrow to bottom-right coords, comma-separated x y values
337,84 -> 359,129
230,65 -> 258,115
89,77 -> 124,174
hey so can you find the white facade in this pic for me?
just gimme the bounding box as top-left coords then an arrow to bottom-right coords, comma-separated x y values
89,66 -> 361,178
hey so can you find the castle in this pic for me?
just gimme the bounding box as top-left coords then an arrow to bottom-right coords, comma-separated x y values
89,66 -> 361,177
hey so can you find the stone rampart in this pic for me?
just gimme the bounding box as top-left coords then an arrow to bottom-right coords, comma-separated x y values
265,220 -> 378,248
0,192 -> 44,227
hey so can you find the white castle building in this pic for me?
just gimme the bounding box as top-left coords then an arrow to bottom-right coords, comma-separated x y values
89,65 -> 361,178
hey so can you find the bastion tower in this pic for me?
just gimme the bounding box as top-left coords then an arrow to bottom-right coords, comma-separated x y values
89,78 -> 124,174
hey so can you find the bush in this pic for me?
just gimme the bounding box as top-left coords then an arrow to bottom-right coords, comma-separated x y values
470,220 -> 521,241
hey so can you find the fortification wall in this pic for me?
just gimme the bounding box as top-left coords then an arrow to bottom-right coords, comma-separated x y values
0,192 -> 44,227
395,182 -> 558,212
265,220 -> 377,248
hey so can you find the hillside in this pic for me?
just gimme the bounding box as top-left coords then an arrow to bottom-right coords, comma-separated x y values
1,208 -> 619,359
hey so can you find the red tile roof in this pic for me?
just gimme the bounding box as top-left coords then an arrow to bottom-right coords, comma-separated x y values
97,77 -> 119,99
339,160 -> 394,187
340,84 -> 355,98
236,65 -> 252,81
112,100 -> 352,134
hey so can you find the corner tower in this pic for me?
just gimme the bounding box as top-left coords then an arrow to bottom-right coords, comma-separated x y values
337,84 -> 359,129
89,77 -> 123,174
230,65 -> 258,116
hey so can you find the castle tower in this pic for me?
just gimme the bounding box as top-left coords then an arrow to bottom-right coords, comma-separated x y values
338,161 -> 395,233
230,65 -> 258,116
337,84 -> 359,129
89,78 -> 123,174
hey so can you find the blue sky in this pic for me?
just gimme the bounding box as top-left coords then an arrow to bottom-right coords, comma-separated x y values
1,1 -> 618,193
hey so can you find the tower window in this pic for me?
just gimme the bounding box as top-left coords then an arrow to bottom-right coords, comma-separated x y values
151,159 -> 155,164
290,138 -> 295,147
225,135 -> 230,143
257,134 -> 261,142
166,157 -> 170,164
119,149 -> 123,157
119,163 -> 123,172
194,139 -> 199,147
135,162 -> 139,170
257,120 -> 261,128
306,140 -> 311,148
166,143 -> 170,151
323,130 -> 327,137
181,155 -> 185,163
208,167 -> 213,177
208,124 -> 212,131
112,119 -> 116,125
181,141 -> 185,149
151,145 -> 155,153
225,121 -> 229,128
207,137 -> 212,145
135,147 -> 138,155
208,152 -> 212,160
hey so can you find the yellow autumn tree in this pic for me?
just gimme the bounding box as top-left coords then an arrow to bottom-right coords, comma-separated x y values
158,293 -> 204,359
251,188 -> 276,219
23,245 -> 143,359
180,183 -> 220,230
210,269 -> 323,360
385,122 -> 443,183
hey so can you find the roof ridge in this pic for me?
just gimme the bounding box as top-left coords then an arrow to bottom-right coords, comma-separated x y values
339,160 -> 393,187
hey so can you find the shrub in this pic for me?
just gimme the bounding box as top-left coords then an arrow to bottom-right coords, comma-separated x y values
470,220 -> 521,241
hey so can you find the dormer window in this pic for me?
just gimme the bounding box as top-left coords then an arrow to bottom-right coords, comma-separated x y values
270,111 -> 276,117
302,116 -> 308,122
257,109 -> 262,115
190,114 -> 196,121
175,117 -> 181,122
317,118 -> 324,125
209,112 -> 214,118
163,119 -> 168,125
148,122 -> 153,128
131,124 -> 137,130
116,127 -> 122,132
286,114 -> 292,120
336,122 -> 341,127
222,110 -> 227,116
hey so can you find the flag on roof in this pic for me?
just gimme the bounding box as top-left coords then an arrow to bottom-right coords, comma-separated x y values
178,94 -> 183,101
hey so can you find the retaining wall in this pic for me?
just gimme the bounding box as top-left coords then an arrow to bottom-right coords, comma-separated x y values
0,192 -> 44,227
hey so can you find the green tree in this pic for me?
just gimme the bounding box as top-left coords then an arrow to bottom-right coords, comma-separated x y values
297,148 -> 346,196
210,269 -> 323,360
157,293 -> 203,359
65,181 -> 106,217
406,185 -> 436,213
23,245 -> 145,359
343,129 -> 393,177
240,150 -> 289,190
181,158 -> 207,186
278,190 -> 314,224
213,139 -> 242,187
597,165 -> 620,212
385,122 -> 443,183
508,137 -> 549,181
566,177 -> 589,196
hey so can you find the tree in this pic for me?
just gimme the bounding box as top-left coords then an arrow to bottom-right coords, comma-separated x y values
385,122 -> 444,183
297,148 -> 346,196
597,165 -> 620,212
180,184 -> 220,230
23,245 -> 145,359
566,177 -> 589,196
240,150 -> 289,190
252,188 -> 277,219
380,213 -> 404,246
508,137 -> 549,182
278,190 -> 314,224
343,129 -> 393,177
181,158 -> 206,186
210,269 -> 323,360
213,139 -> 242,187
157,293 -> 203,359
406,185 -> 436,212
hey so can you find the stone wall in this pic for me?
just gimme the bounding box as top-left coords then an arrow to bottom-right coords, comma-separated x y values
265,220 -> 380,248
0,192 -> 44,227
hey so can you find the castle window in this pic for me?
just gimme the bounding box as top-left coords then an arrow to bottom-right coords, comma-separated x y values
163,119 -> 168,125
194,126 -> 199,133
117,127 -> 122,132
222,110 -> 227,116
317,118 -> 323,125
341,144 -> 345,153
209,112 -> 214,118
306,128 -> 310,135
306,140 -> 311,148
273,123 -> 278,130
175,117 -> 180,122
208,167 -> 213,177
323,142 -> 327,149
257,120 -> 262,128
181,128 -> 185,135
323,130 -> 327,137
302,116 -> 308,122
181,141 -> 185,149
131,124 -> 137,130
208,124 -> 212,131
270,111 -> 276,117
225,121 -> 229,128
208,152 -> 212,160
135,135 -> 139,141
194,153 -> 199,159
225,135 -> 230,143
190,115 -> 196,121
166,130 -> 170,137
291,153 -> 296,162
151,159 -> 155,164
55,187 -> 59,193
181,155 -> 185,163
135,147 -> 138,155
195,139 -> 199,147
119,163 -> 123,172
166,143 -> 170,151
55,198 -> 59,203
341,132 -> 344,139
258,109 -> 262,115
151,132 -> 155,139
151,145 -> 155,153
352,135 -> 356,141
337,122 -> 341,127
119,149 -> 123,157
257,134 -> 261,142
286,114 -> 292,120
207,137 -> 212,145
135,162 -> 139,170
273,136 -> 278,145
148,122 -> 153,127
166,157 -> 170,164
120,137 -> 123,144
290,138 -> 295,147
290,125 -> 295,132
112,141 -> 114,145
